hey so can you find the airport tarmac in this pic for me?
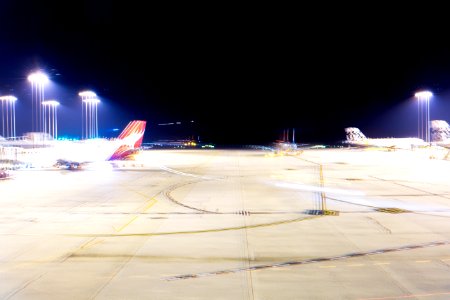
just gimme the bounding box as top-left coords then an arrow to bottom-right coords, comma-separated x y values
0,148 -> 449,299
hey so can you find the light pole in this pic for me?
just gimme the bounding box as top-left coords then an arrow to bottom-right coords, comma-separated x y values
42,100 -> 59,140
79,91 -> 100,139
28,72 -> 49,132
415,90 -> 432,144
0,95 -> 17,138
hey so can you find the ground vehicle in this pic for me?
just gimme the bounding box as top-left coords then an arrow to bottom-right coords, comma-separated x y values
0,169 -> 11,179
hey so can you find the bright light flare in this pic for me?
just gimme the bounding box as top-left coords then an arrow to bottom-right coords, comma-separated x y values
78,91 -> 97,97
82,98 -> 100,104
0,95 -> 17,101
42,100 -> 60,106
414,91 -> 432,99
27,72 -> 49,84
84,161 -> 115,172
274,181 -> 365,196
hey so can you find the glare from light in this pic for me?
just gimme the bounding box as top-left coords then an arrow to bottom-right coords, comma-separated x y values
42,100 -> 60,106
274,181 -> 365,196
79,90 -> 100,139
0,95 -> 18,138
27,72 -> 49,84
82,98 -> 100,104
414,91 -> 432,99
0,95 -> 17,101
78,91 -> 97,97
415,90 -> 433,144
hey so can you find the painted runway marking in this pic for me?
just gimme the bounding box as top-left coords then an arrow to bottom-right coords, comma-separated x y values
113,197 -> 157,232
142,198 -> 158,212
80,238 -> 104,250
163,240 -> 449,281
114,216 -> 138,232
357,291 -> 450,299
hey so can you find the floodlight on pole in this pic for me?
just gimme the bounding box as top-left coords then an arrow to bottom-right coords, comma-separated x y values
27,72 -> 49,84
79,91 -> 100,139
415,90 -> 432,144
42,100 -> 60,140
0,95 -> 18,138
28,71 -> 49,133
78,91 -> 97,98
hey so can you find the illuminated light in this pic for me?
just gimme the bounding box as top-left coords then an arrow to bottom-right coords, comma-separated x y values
0,95 -> 18,138
41,100 -> 59,140
27,72 -> 49,84
42,100 -> 60,106
0,96 -> 18,101
415,90 -> 433,144
82,98 -> 100,104
78,91 -> 97,97
414,91 -> 433,99
79,90 -> 100,139
28,71 -> 49,133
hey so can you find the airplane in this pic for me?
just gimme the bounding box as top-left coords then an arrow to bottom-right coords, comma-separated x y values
273,140 -> 298,152
0,132 -> 55,148
54,120 -> 146,169
431,120 -> 450,148
271,128 -> 301,154
344,127 -> 427,150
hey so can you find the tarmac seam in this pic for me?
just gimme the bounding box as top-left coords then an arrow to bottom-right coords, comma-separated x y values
163,240 -> 450,281
326,195 -> 450,218
66,215 -> 322,238
370,175 -> 450,200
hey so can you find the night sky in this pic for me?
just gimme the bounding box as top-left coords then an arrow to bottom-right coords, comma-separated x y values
2,2 -> 450,146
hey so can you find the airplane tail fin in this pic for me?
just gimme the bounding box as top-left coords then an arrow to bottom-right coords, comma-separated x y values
109,120 -> 147,160
431,120 -> 450,142
345,127 -> 366,142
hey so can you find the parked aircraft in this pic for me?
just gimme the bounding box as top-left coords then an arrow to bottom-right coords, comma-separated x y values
344,127 -> 427,150
431,120 -> 450,148
0,132 -> 55,148
55,120 -> 146,169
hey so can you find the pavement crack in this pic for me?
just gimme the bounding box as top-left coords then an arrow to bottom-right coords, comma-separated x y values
366,216 -> 392,234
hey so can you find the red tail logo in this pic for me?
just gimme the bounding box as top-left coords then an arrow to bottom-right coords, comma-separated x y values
109,120 -> 146,160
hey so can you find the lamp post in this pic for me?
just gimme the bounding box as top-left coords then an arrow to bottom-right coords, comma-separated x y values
415,91 -> 432,144
0,95 -> 17,138
42,100 -> 59,140
28,72 -> 49,132
79,91 -> 100,139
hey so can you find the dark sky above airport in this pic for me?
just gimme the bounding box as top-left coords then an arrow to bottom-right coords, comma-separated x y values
1,2 -> 450,145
